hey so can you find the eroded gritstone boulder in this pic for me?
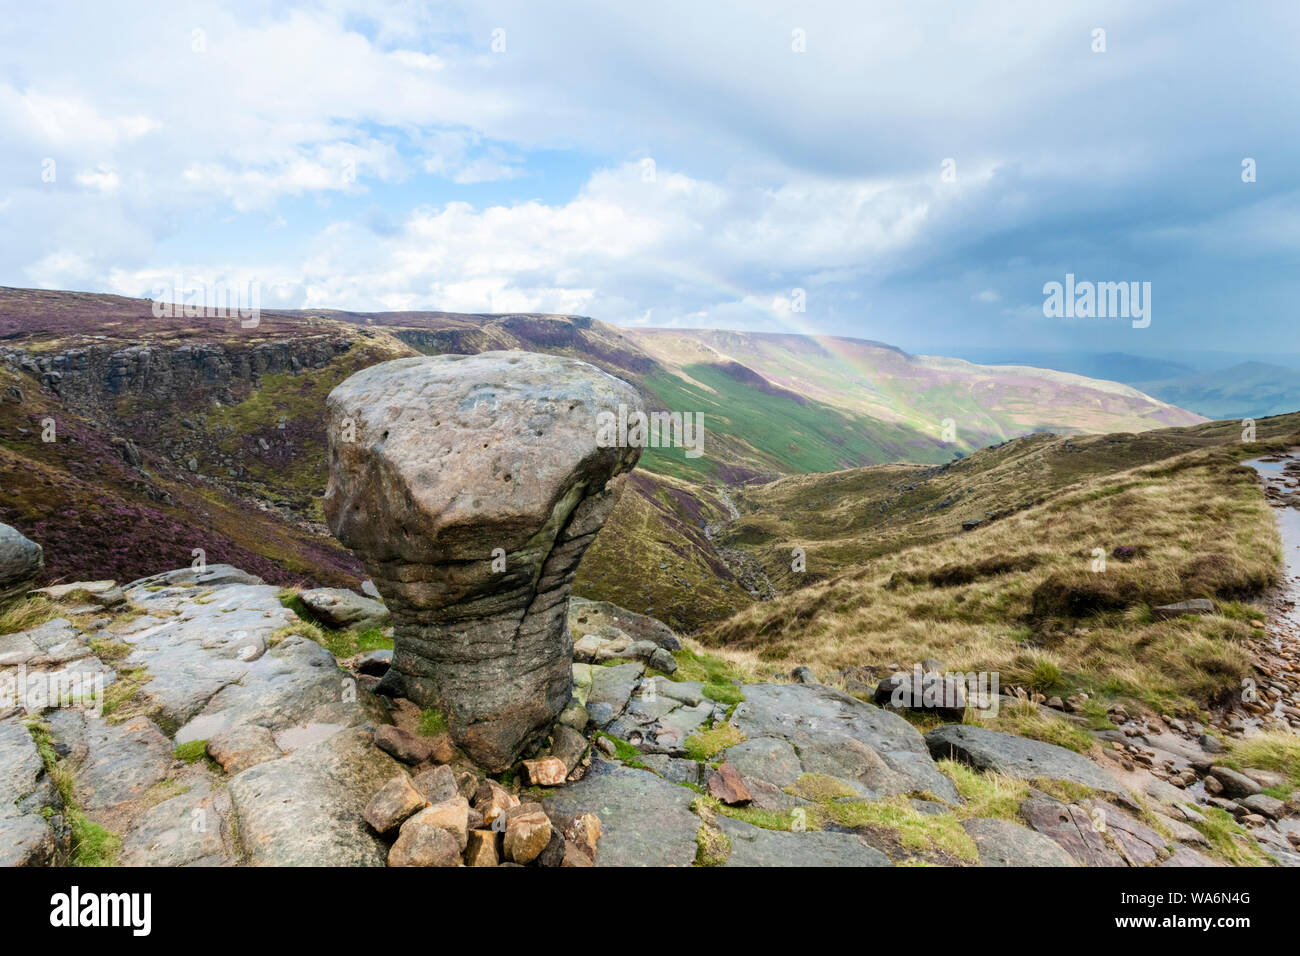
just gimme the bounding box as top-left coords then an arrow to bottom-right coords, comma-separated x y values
324,351 -> 643,771
0,522 -> 43,602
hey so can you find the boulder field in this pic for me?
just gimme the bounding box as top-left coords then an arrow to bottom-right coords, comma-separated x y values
5,563 -> 1295,867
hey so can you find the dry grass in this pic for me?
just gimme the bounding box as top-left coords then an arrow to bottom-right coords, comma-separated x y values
0,596 -> 65,635
1226,731 -> 1300,792
701,445 -> 1281,714
721,418 -> 1299,589
981,700 -> 1097,754
937,760 -> 1030,821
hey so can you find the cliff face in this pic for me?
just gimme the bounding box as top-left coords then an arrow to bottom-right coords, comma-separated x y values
1,336 -> 356,410
0,331 -> 379,590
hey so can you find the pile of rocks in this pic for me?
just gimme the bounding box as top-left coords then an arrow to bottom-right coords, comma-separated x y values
358,707 -> 603,866
363,765 -> 602,867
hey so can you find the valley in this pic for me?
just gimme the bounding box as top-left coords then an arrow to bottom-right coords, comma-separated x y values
0,286 -> 1205,622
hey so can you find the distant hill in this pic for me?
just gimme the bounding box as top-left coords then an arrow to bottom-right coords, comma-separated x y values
622,329 -> 1203,480
943,349 -> 1197,385
947,348 -> 1300,421
1136,361 -> 1300,420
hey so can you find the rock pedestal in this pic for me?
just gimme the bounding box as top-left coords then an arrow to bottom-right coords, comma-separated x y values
324,352 -> 643,771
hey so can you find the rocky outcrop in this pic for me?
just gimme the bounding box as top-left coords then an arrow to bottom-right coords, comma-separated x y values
568,596 -> 681,650
543,758 -> 700,867
729,682 -> 962,803
716,816 -> 891,867
960,817 -> 1078,867
925,724 -> 1128,800
0,523 -> 43,601
0,566 -> 416,867
229,728 -> 405,866
324,352 -> 644,771
298,587 -> 389,631
0,337 -> 353,409
0,713 -> 65,866
6,561 -> 1293,869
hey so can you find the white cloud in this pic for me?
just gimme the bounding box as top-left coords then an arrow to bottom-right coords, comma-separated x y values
24,250 -> 97,289
8,90 -> 161,148
0,0 -> 1297,351
205,160 -> 972,323
74,166 -> 121,194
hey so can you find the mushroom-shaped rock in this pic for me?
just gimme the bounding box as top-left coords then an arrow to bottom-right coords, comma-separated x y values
324,352 -> 644,771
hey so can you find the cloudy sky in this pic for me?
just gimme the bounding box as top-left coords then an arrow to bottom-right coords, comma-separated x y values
1,1 -> 1296,355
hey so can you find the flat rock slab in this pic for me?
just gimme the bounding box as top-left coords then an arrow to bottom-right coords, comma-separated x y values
125,565 -> 266,593
717,816 -> 892,867
961,817 -> 1077,867
274,721 -> 347,754
119,780 -> 236,867
1239,793 -> 1285,819
586,662 -> 645,728
543,759 -> 699,867
636,754 -> 706,787
228,727 -> 404,866
574,627 -> 676,673
926,724 -> 1128,799
0,714 -> 46,807
729,682 -> 959,803
1020,798 -> 1127,867
724,736 -> 803,789
206,723 -> 283,775
605,685 -> 712,756
175,635 -> 351,743
74,715 -> 173,813
31,581 -> 124,607
1081,799 -> 1171,866
645,676 -> 705,706
120,583 -> 299,728
0,811 -> 57,867
1160,846 -> 1221,867
299,588 -> 389,631
0,618 -> 88,667
0,714 -> 59,865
